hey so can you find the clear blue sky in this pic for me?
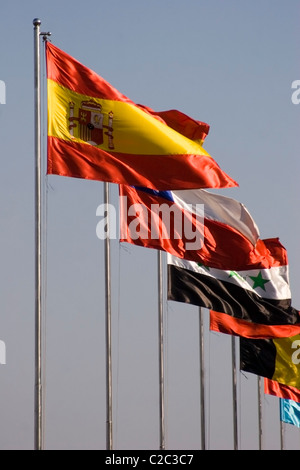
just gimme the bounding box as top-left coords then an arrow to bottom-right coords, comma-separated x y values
0,0 -> 299,450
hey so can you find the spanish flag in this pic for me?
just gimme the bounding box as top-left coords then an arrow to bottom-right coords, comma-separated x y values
46,42 -> 237,190
240,335 -> 300,387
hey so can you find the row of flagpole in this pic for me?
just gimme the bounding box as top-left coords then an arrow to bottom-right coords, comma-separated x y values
33,18 -> 146,450
32,17 -> 251,451
33,19 -> 283,451
33,18 -> 168,450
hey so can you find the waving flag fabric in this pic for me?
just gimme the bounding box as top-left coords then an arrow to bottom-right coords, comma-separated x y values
168,241 -> 300,338
280,399 -> 300,427
210,310 -> 300,339
264,379 -> 300,402
240,335 -> 300,388
120,185 -> 300,338
46,42 -> 237,190
119,186 -> 276,271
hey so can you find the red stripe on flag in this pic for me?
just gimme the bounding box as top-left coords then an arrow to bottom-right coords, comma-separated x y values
120,186 -> 288,270
264,378 -> 300,402
210,310 -> 300,339
48,136 -> 236,190
46,42 -> 130,102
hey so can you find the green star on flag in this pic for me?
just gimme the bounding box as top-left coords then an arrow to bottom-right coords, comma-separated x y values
249,271 -> 270,291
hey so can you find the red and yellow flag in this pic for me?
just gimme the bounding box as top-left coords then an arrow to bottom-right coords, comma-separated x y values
46,42 -> 237,190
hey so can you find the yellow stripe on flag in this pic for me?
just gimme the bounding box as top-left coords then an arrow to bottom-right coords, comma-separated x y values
47,79 -> 212,157
272,335 -> 300,389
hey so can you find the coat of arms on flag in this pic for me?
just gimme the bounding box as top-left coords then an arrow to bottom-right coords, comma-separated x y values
68,100 -> 114,148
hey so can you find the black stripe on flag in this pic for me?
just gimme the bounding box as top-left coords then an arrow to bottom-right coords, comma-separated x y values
167,264 -> 299,326
240,337 -> 276,379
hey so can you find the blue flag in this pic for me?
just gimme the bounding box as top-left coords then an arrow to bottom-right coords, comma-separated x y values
280,398 -> 300,427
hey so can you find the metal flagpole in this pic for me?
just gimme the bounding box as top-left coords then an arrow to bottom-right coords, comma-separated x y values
158,250 -> 165,449
199,308 -> 206,450
257,376 -> 263,450
280,401 -> 284,450
231,336 -> 238,450
33,17 -> 51,451
104,181 -> 113,450
33,18 -> 43,451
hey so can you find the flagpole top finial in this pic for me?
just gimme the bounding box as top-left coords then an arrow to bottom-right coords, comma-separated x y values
33,18 -> 41,26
